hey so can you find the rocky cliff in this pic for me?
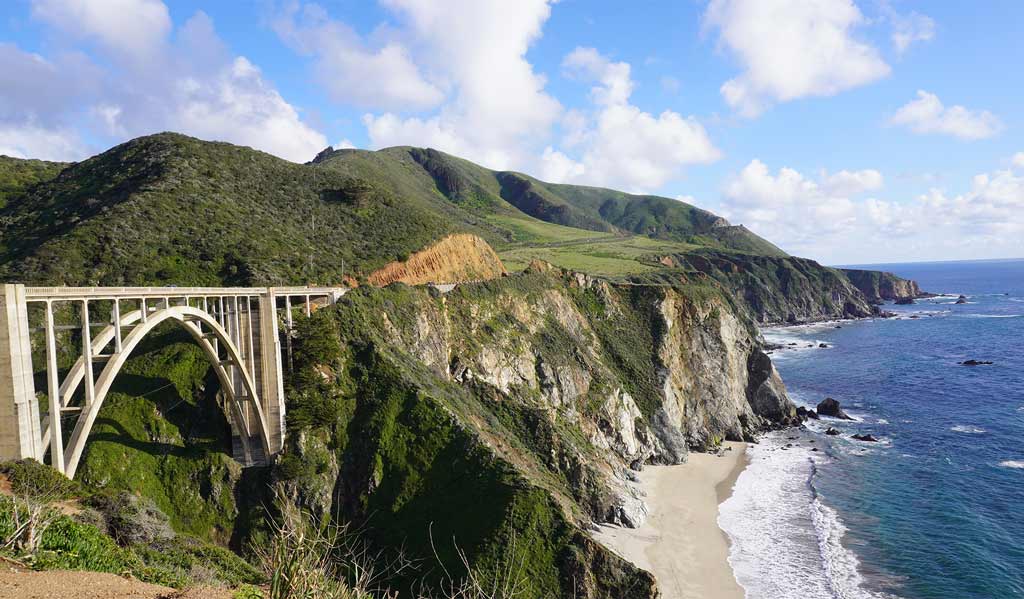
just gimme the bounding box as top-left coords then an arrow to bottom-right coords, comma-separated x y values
662,251 -> 878,324
277,265 -> 795,597
840,268 -> 927,303
366,233 -> 507,286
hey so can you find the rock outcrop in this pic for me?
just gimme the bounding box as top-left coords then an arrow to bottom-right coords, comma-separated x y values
841,268 -> 929,303
665,252 -> 877,324
816,397 -> 853,420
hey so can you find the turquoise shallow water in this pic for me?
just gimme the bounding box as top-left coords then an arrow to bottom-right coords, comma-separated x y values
722,259 -> 1024,599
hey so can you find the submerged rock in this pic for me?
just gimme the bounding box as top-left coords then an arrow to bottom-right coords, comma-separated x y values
825,427 -> 841,436
959,359 -> 994,366
816,397 -> 853,420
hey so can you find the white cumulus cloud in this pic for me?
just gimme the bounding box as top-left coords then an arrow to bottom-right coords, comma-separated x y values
890,90 -> 1002,140
703,0 -> 890,117
32,0 -> 171,59
719,159 -> 1024,263
10,0 -> 326,162
272,3 -> 443,111
548,47 -> 721,192
361,0 -> 562,171
821,168 -> 884,196
887,9 -> 935,53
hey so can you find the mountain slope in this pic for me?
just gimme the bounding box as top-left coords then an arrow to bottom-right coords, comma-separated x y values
315,145 -> 786,256
0,155 -> 67,209
0,133 -> 920,324
0,134 -> 462,285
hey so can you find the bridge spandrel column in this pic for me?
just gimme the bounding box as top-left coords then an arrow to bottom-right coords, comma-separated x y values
0,284 -> 43,461
258,291 -> 285,455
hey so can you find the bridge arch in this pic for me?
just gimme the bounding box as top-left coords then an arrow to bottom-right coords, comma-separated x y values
0,284 -> 347,478
59,305 -> 273,479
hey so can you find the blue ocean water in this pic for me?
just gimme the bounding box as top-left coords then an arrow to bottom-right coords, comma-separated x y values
720,259 -> 1024,599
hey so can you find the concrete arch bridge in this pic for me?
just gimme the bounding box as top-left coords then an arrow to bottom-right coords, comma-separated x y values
0,284 -> 346,478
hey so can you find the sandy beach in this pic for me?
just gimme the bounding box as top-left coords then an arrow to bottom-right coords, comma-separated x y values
594,442 -> 748,599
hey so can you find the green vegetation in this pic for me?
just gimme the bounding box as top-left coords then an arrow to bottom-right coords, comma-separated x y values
0,155 -> 66,209
272,274 -> 660,597
74,326 -> 251,542
0,133 -> 787,286
0,459 -> 260,589
499,234 -> 700,276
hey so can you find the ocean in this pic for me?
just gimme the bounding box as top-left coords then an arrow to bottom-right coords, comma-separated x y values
720,259 -> 1024,599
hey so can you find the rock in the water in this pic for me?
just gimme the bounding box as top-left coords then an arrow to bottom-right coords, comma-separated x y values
894,297 -> 915,305
819,343 -> 828,348
955,295 -> 968,304
825,427 -> 841,436
816,397 -> 853,420
796,406 -> 819,420
851,433 -> 879,442
959,359 -> 994,366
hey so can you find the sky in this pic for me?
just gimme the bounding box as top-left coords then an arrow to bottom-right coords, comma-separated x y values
1,0 -> 1022,265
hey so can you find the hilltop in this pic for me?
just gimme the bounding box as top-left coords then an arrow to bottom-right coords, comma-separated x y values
0,132 -> 913,324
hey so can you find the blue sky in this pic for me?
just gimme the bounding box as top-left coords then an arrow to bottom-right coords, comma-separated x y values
2,0 -> 1022,264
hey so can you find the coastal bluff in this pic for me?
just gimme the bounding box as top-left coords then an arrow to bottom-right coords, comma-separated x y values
840,268 -> 930,303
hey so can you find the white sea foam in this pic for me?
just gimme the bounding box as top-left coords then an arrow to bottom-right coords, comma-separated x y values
999,460 -> 1024,469
877,419 -> 889,425
951,425 -> 986,434
719,434 -> 899,599
959,313 -> 1020,318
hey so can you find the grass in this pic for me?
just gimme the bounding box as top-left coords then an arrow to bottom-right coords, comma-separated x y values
484,213 -> 612,246
499,234 -> 700,276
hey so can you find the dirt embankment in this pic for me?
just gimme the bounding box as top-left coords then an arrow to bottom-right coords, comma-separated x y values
0,568 -> 234,599
367,233 -> 507,286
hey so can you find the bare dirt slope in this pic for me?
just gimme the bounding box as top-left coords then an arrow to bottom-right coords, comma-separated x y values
0,568 -> 233,599
367,233 -> 507,286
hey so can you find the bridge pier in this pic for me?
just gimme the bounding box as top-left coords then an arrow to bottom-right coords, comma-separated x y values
0,284 -> 43,462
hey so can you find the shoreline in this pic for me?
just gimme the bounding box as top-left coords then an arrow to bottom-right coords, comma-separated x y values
594,442 -> 749,599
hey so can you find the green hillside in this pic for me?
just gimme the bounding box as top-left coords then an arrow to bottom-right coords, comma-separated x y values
0,133 -> 787,286
316,145 -> 787,260
0,155 -> 67,208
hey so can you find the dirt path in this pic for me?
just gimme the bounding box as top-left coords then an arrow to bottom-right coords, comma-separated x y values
0,568 -> 234,599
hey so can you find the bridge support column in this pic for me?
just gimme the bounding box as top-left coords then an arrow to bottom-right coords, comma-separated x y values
0,284 -> 43,462
259,291 -> 285,454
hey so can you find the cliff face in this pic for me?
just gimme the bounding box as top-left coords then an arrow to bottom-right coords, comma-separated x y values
840,268 -> 925,303
278,267 -> 795,597
366,233 -> 507,286
664,252 -> 877,324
